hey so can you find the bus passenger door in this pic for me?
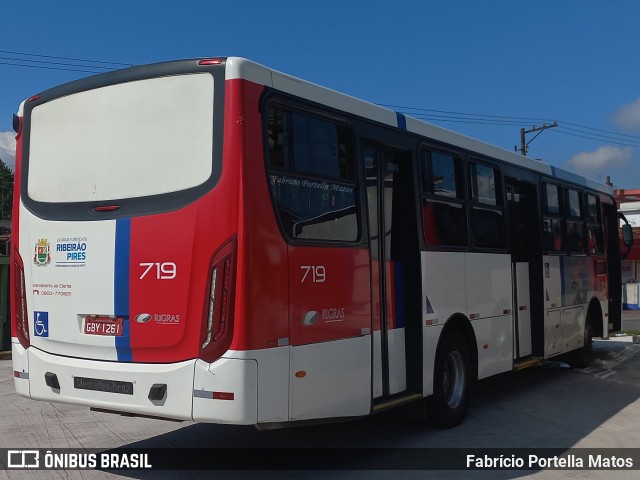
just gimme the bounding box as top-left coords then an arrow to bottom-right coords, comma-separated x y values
365,145 -> 422,403
507,180 -> 542,360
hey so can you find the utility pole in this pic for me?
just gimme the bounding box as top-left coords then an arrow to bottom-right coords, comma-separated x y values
519,122 -> 558,156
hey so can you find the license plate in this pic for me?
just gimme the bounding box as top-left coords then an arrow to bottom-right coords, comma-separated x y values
74,376 -> 133,395
83,316 -> 124,336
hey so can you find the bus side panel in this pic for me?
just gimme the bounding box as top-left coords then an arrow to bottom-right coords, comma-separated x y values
220,347 -> 290,424
542,255 -> 599,356
226,78 -> 293,421
193,357 -> 258,424
289,336 -> 371,421
421,251 -> 467,333
466,253 -> 513,379
288,247 -> 371,345
230,78 -> 291,352
421,251 -> 465,395
286,246 -> 371,420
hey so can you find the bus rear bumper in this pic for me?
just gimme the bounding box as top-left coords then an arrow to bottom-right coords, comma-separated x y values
25,346 -> 197,421
12,343 -> 261,424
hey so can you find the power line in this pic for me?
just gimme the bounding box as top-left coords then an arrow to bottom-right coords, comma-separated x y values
0,56 -> 114,72
380,103 -> 554,123
551,128 -> 640,148
0,49 -> 134,74
556,125 -> 640,146
385,103 -> 640,149
400,112 -> 525,126
0,61 -> 107,74
0,49 -> 132,67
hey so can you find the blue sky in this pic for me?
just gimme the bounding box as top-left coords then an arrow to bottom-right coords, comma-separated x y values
1,0 -> 640,188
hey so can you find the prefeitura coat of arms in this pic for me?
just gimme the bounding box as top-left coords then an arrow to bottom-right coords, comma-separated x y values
34,238 -> 51,266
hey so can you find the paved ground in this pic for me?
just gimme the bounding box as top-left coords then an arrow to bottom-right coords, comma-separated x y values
0,337 -> 639,480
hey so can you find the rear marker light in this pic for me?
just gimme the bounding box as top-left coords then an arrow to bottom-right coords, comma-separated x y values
14,371 -> 29,379
198,58 -> 223,66
93,205 -> 120,212
27,94 -> 41,102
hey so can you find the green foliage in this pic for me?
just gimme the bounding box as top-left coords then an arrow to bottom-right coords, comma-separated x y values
0,158 -> 14,220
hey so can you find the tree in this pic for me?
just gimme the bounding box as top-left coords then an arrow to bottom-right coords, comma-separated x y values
0,158 -> 13,221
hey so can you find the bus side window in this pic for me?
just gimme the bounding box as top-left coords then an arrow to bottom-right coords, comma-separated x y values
265,106 -> 358,243
565,188 -> 586,254
420,148 -> 467,247
468,161 -> 505,250
542,182 -> 565,253
586,193 -> 604,255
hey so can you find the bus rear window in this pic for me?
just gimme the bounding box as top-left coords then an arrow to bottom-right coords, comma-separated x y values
27,73 -> 215,203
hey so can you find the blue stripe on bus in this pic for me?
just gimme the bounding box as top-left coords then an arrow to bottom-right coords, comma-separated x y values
114,218 -> 132,362
396,112 -> 407,131
394,261 -> 406,328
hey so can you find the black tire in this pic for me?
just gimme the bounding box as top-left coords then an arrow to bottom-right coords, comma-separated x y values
569,320 -> 593,369
428,331 -> 472,428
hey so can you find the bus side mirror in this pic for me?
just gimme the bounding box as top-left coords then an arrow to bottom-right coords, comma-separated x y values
622,223 -> 633,247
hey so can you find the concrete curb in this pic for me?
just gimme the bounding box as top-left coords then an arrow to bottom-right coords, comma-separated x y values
0,351 -> 11,360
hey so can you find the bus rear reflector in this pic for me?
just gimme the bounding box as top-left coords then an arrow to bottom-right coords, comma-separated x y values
13,252 -> 30,349
212,391 -> 234,400
200,236 -> 237,363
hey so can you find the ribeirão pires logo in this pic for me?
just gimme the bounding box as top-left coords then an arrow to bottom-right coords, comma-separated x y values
33,239 -> 51,266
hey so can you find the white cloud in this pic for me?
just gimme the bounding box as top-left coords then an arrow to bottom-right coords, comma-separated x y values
612,98 -> 640,131
0,131 -> 16,170
565,145 -> 632,177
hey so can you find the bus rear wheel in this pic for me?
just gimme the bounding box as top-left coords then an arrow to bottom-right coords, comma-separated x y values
428,331 -> 472,428
568,320 -> 593,369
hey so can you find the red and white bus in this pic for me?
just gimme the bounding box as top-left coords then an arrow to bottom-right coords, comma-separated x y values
11,57 -> 625,428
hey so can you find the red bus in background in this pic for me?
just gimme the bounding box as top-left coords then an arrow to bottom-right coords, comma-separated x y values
11,57 -> 624,428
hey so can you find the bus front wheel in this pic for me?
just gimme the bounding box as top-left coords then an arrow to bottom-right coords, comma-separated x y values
428,331 -> 472,428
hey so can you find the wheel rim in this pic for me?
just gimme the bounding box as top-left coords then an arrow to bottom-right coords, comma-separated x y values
443,351 -> 466,409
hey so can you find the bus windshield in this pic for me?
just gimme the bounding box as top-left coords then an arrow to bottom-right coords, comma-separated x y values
27,73 -> 214,203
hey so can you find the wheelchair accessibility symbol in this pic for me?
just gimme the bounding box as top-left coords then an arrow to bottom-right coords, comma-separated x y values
34,311 -> 49,337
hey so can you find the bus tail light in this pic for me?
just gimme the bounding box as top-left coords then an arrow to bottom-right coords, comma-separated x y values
13,252 -> 30,349
200,236 -> 237,363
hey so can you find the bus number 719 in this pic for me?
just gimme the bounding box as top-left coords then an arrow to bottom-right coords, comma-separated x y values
139,262 -> 177,280
300,265 -> 326,284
